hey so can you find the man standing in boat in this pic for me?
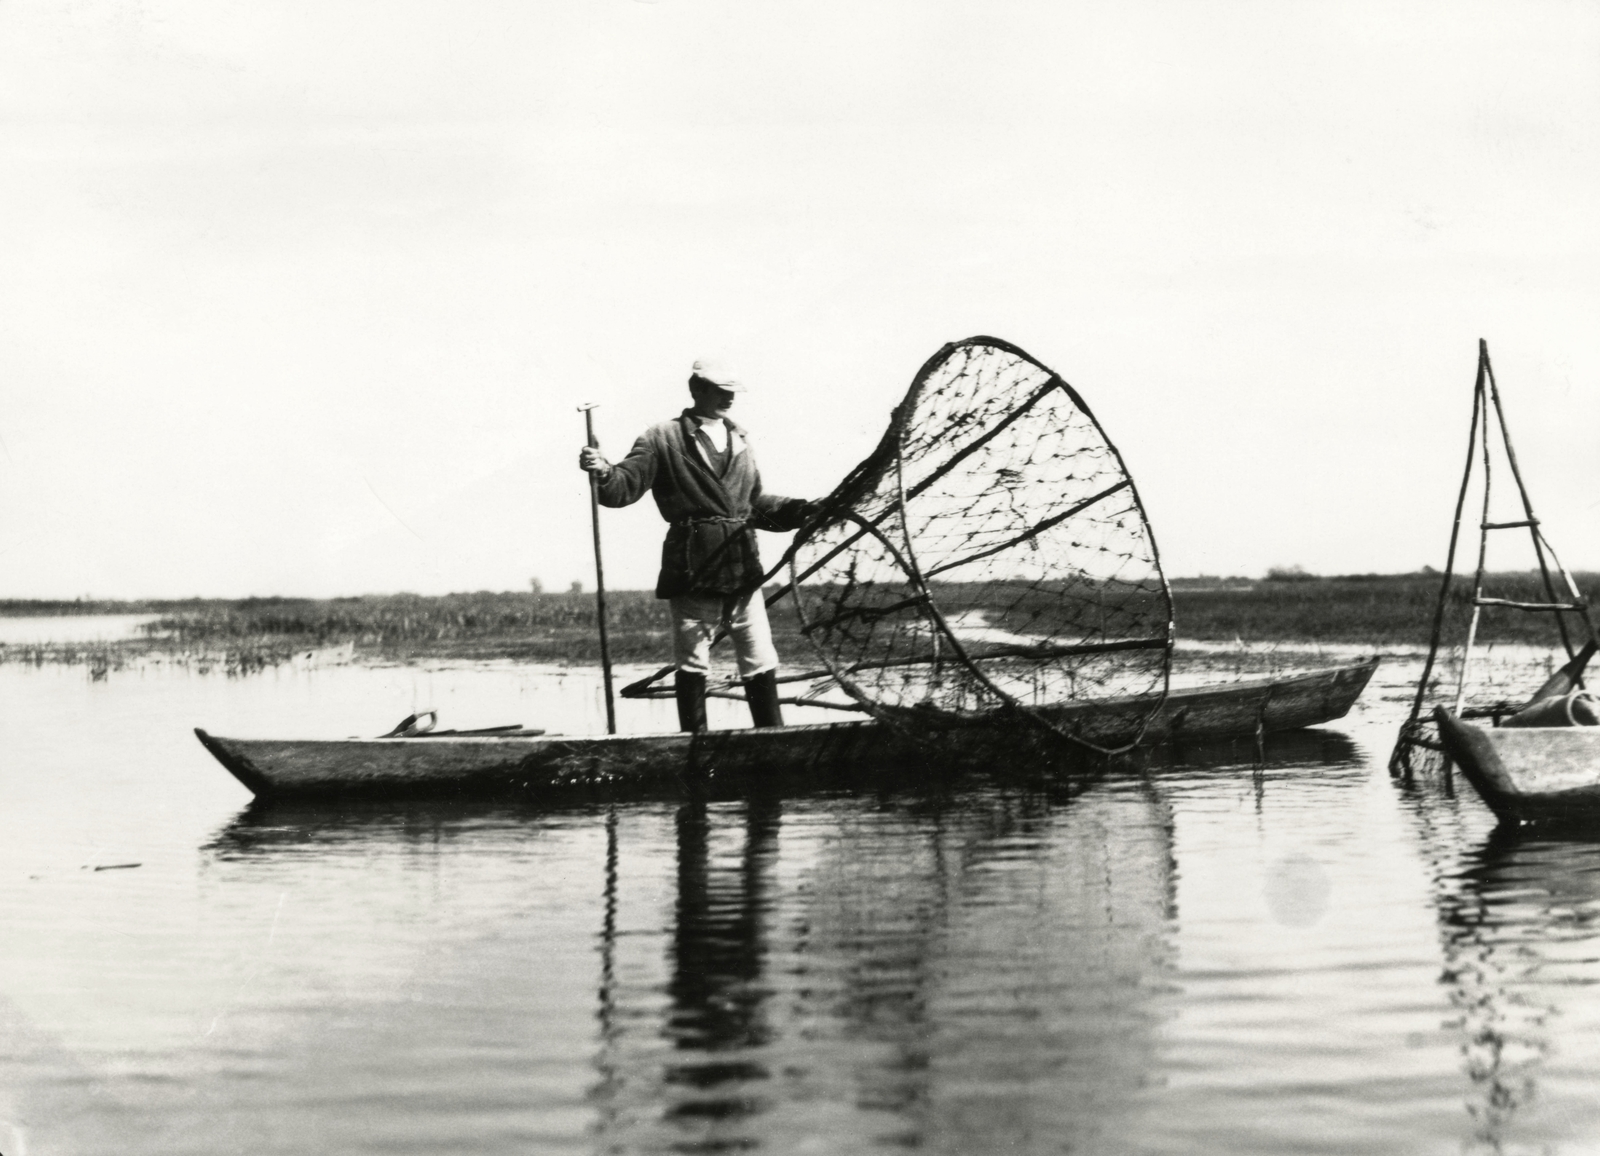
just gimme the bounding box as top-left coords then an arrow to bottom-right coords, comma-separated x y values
577,360 -> 815,732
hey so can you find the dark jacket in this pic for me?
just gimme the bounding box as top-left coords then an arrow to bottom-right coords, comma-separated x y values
596,410 -> 810,598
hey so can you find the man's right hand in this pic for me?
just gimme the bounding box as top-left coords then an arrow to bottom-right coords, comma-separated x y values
578,447 -> 612,478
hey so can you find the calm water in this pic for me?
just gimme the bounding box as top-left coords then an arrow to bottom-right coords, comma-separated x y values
4,650 -> 1600,1155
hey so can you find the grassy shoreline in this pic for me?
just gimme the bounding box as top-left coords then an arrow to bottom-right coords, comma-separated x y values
4,573 -> 1595,670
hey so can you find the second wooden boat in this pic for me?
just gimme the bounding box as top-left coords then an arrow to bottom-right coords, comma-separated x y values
1434,707 -> 1600,824
1391,340 -> 1600,823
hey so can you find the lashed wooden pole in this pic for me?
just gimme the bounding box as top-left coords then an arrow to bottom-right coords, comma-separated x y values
1391,344 -> 1485,777
579,403 -> 617,734
1480,342 -> 1581,660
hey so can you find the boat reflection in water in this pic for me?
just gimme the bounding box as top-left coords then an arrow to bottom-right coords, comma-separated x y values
1401,786 -> 1600,1154
206,730 -> 1356,1155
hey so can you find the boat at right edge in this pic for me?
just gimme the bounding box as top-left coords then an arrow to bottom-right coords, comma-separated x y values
1434,706 -> 1600,823
1393,340 -> 1600,825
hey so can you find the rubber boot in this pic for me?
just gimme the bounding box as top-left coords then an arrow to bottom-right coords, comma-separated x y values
742,669 -> 785,728
675,670 -> 707,733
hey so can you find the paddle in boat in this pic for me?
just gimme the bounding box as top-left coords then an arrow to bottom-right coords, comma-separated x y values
198,337 -> 1376,799
1392,340 -> 1600,824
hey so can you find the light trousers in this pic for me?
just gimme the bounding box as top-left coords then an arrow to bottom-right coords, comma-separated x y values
670,590 -> 777,679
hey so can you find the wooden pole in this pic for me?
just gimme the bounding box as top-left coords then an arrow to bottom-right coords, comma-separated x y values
1481,343 -> 1580,659
579,403 -> 617,734
1454,361 -> 1495,716
1403,346 -> 1483,734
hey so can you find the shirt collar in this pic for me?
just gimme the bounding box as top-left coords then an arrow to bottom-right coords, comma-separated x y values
680,409 -> 744,436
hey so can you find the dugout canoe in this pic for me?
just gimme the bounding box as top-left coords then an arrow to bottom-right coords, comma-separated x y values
194,658 -> 1376,800
1433,706 -> 1600,825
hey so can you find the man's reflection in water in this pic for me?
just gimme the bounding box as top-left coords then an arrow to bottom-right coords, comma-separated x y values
662,793 -> 780,1114
591,782 -> 1176,1155
590,793 -> 783,1154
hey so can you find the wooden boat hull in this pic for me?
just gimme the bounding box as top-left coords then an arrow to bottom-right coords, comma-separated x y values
196,658 -> 1378,800
1434,707 -> 1600,824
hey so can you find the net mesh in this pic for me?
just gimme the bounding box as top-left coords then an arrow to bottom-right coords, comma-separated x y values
784,337 -> 1173,751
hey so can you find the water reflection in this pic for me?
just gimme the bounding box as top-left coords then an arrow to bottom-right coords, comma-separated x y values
201,778 -> 1177,1153
588,792 -> 791,1153
1142,726 -> 1363,772
580,777 -> 1177,1154
663,794 -> 779,1122
1403,786 -> 1600,1155
205,797 -> 602,857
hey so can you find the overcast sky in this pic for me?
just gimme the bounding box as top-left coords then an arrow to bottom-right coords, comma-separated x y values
4,0 -> 1598,599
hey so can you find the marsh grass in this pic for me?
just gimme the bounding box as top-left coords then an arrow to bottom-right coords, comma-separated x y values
3,572 -> 1594,673
0,598 -> 211,616
6,640 -> 304,678
1173,571 -> 1599,647
139,591 -> 694,663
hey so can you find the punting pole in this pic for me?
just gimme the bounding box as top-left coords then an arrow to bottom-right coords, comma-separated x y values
578,403 -> 617,734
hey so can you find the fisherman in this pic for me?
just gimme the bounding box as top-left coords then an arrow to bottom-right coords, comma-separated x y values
577,360 -> 816,732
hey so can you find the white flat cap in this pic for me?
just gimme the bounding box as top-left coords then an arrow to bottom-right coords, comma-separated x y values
689,358 -> 747,392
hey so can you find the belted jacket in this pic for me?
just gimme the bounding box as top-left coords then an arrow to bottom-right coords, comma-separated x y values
595,410 -> 811,598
